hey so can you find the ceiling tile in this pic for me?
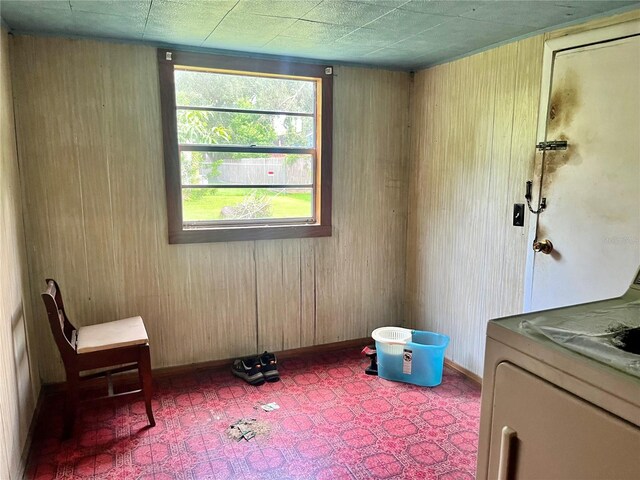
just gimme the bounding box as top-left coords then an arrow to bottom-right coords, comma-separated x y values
281,19 -> 356,42
399,1 -> 484,16
259,35 -> 336,59
2,0 -> 636,69
263,34 -> 329,51
71,11 -> 146,39
203,13 -> 297,48
2,0 -> 71,12
335,27 -> 407,48
408,45 -> 473,67
364,47 -> 418,60
398,17 -> 533,51
573,1 -> 639,14
143,0 -> 235,44
232,0 -> 322,19
302,0 -> 392,26
363,8 -> 453,33
0,4 -> 73,33
69,1 -> 151,21
330,44 -> 382,59
351,0 -> 412,7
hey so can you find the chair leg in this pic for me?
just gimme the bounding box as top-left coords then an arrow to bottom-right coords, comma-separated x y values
138,344 -> 155,427
63,370 -> 79,439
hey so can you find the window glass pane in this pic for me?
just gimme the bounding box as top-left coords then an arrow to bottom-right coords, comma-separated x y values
180,152 -> 313,187
177,110 -> 314,147
175,70 -> 315,113
182,187 -> 313,222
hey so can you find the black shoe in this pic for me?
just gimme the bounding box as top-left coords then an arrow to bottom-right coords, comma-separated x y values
259,351 -> 280,382
362,345 -> 378,376
232,357 -> 265,386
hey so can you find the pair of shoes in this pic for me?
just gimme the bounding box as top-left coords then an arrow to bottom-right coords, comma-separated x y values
259,351 -> 280,383
231,357 -> 265,386
231,352 -> 280,386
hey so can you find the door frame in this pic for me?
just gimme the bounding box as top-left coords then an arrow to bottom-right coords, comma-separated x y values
523,19 -> 640,312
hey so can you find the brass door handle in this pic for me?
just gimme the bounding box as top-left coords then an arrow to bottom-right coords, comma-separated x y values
533,239 -> 553,254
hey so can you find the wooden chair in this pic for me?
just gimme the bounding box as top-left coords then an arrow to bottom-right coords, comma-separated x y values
41,279 -> 155,438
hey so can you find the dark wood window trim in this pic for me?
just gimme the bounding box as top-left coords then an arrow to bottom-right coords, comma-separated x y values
157,49 -> 333,244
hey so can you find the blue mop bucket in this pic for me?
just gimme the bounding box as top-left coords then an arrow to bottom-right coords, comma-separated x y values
372,327 -> 450,387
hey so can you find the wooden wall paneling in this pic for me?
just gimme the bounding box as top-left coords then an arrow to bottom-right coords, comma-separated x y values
72,43 -> 124,326
154,241 -> 194,368
408,56 -> 473,372
315,67 -> 409,344
496,36 -> 544,318
255,240 -> 302,352
12,38 -> 410,382
217,242 -> 259,359
314,66 -> 363,345
280,241 -> 304,350
178,242 -> 258,365
373,70 -> 410,337
0,395 -> 9,479
38,41 -> 93,327
482,42 -> 519,323
404,64 -> 425,329
11,36 -> 90,383
10,36 -> 56,382
1,28 -> 38,479
102,44 -> 168,371
298,239 -> 316,347
445,50 -> 499,371
104,45 -> 163,308
406,37 -> 545,376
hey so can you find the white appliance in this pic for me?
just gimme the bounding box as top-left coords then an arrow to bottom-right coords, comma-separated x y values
477,267 -> 640,480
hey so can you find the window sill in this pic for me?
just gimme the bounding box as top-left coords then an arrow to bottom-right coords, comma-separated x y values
169,224 -> 332,244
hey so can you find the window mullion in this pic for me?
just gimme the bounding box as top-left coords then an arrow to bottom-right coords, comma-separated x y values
176,105 -> 315,118
179,145 -> 315,155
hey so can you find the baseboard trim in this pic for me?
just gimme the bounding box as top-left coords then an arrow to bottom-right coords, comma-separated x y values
149,337 -> 373,381
40,340 -> 483,395
42,337 -> 373,394
444,358 -> 482,386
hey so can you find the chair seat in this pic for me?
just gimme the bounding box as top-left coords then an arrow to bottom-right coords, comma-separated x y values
76,316 -> 149,354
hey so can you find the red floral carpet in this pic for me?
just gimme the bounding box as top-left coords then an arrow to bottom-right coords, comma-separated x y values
27,349 -> 481,479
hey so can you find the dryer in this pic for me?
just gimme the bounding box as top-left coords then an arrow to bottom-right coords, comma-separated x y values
477,268 -> 640,480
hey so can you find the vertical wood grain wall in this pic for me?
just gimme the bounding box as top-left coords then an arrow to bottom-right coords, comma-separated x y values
405,36 -> 544,377
11,35 -> 410,383
0,28 -> 39,479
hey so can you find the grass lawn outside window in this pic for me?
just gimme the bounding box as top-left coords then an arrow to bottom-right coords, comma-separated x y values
182,189 -> 312,222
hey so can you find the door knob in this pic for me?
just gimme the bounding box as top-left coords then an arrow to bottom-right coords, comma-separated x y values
533,239 -> 553,254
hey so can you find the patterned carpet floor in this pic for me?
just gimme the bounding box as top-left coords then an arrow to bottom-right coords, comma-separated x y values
27,348 -> 481,479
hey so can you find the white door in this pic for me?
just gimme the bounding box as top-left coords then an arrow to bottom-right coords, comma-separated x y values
526,27 -> 640,312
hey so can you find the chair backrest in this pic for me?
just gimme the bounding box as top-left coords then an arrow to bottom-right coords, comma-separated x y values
41,279 -> 77,361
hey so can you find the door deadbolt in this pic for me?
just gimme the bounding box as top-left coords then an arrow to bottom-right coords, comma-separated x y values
533,239 -> 553,254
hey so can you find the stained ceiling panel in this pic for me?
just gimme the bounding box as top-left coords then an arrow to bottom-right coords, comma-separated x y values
1,0 -> 637,69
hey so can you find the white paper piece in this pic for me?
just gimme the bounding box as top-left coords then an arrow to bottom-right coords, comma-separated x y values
260,402 -> 280,412
402,349 -> 412,375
